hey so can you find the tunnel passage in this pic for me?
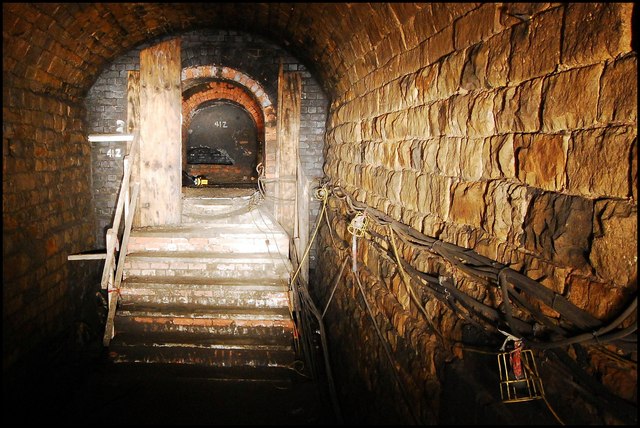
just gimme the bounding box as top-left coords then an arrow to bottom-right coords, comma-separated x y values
3,3 -> 637,426
185,100 -> 260,186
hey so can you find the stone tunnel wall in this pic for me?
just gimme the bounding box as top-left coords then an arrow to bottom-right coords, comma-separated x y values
315,3 -> 637,424
85,29 -> 329,268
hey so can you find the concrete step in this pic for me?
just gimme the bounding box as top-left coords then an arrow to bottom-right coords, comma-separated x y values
108,342 -> 296,368
116,304 -> 293,321
113,327 -> 293,348
181,208 -> 279,227
123,251 -> 292,280
101,361 -> 299,383
127,224 -> 289,256
181,197 -> 280,227
119,276 -> 290,309
112,194 -> 297,373
110,306 -> 296,368
114,313 -> 295,345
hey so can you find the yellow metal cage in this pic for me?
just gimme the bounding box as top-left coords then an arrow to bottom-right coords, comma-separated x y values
497,346 -> 545,403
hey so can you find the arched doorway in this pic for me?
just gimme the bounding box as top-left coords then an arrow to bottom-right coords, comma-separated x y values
185,100 -> 260,186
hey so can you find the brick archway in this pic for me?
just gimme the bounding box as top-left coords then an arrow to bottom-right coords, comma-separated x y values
181,66 -> 277,181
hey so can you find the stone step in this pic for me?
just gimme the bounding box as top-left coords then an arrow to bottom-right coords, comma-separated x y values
128,225 -> 289,256
119,276 -> 290,309
123,252 -> 292,280
108,342 -> 296,368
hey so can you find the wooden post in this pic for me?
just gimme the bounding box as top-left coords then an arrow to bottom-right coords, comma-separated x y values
139,38 -> 182,226
127,70 -> 142,228
295,158 -> 310,284
275,64 -> 302,237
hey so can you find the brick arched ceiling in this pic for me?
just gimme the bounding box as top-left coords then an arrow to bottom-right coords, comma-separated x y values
3,2 -> 442,102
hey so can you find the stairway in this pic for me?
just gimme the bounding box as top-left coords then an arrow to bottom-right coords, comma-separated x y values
108,188 -> 298,380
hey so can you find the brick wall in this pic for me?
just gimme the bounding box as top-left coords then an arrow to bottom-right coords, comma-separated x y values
3,89 -> 99,368
317,3 -> 637,424
85,29 -> 328,265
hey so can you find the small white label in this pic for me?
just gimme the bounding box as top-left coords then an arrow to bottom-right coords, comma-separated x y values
107,148 -> 123,158
214,120 -> 228,128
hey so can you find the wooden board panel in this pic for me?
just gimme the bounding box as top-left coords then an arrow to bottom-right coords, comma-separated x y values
127,70 -> 142,227
139,39 -> 182,226
275,66 -> 302,236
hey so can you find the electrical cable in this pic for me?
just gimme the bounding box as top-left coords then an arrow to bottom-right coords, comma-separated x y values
388,223 -> 447,346
353,267 -> 421,425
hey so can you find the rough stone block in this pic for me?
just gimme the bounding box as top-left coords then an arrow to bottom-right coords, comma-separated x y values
397,140 -> 414,169
509,6 -> 562,84
467,91 -> 496,137
566,275 -> 628,321
459,138 -> 484,181
418,16 -> 452,63
494,79 -> 543,133
541,64 -> 603,132
446,93 -> 471,137
523,191 -> 593,268
382,141 -> 401,169
454,3 -> 499,50
483,134 -> 515,179
435,50 -> 464,99
436,136 -> 462,177
484,181 -> 529,243
400,170 -> 419,210
407,106 -> 430,140
415,64 -> 440,104
460,43 -> 488,92
417,173 -> 451,221
598,55 -> 638,124
562,3 -> 634,68
398,72 -> 420,107
484,29 -> 511,88
421,139 -> 440,174
515,133 -> 567,191
427,100 -> 445,137
497,3 -> 551,27
450,181 -> 487,229
383,111 -> 408,141
493,86 -> 519,134
567,126 -> 634,199
590,199 -> 637,286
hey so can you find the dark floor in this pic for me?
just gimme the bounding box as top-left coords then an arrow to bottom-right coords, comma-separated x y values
3,340 -> 337,426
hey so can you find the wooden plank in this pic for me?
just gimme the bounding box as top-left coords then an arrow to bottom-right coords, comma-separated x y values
127,70 -> 142,227
100,228 -> 117,289
68,253 -> 107,260
275,66 -> 302,236
87,134 -> 134,142
127,71 -> 140,135
139,38 -> 182,227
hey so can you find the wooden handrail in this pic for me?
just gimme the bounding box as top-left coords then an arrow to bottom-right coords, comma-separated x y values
68,132 -> 140,346
103,182 -> 139,345
100,135 -> 140,346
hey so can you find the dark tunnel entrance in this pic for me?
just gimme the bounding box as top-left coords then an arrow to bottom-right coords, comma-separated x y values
184,100 -> 260,187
